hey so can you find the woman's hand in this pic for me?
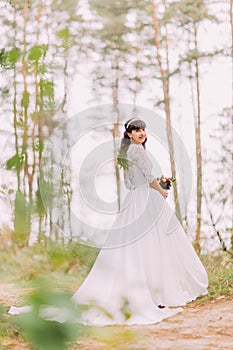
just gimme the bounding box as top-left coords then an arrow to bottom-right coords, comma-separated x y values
149,179 -> 168,199
159,188 -> 168,199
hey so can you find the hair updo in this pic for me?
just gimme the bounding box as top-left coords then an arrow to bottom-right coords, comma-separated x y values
117,118 -> 147,170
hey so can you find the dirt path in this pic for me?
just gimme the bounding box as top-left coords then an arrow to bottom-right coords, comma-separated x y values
0,284 -> 34,311
141,298 -> 233,350
1,284 -> 233,350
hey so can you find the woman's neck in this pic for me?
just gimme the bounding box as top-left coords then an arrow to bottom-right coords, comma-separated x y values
131,140 -> 142,145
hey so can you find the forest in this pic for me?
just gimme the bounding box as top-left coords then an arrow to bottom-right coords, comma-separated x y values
0,0 -> 232,349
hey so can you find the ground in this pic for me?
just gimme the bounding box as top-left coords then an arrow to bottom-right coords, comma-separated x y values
1,283 -> 232,350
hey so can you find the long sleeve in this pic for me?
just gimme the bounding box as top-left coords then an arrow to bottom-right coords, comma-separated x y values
124,144 -> 155,189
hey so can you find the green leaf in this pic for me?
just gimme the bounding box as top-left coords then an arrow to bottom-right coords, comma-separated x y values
28,45 -> 47,63
34,141 -> 44,153
6,154 -> 25,171
14,288 -> 80,350
0,87 -> 10,97
38,62 -> 47,74
56,28 -> 73,49
39,178 -> 55,208
13,190 -> 31,247
0,47 -> 21,69
40,80 -> 54,101
56,28 -> 71,41
21,90 -> 30,109
0,304 -> 5,317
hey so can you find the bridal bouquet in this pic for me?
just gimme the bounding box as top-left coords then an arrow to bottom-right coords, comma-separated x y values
157,175 -> 176,190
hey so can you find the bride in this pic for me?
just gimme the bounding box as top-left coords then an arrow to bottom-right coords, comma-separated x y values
9,118 -> 208,326
70,118 -> 208,325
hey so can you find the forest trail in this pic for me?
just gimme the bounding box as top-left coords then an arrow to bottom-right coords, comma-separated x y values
1,284 -> 232,350
140,297 -> 233,350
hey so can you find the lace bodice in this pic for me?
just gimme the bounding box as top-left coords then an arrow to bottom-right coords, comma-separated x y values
123,143 -> 155,190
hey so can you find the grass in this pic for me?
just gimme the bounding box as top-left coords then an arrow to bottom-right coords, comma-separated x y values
196,251 -> 233,303
0,239 -> 99,350
0,240 -> 99,290
0,236 -> 232,350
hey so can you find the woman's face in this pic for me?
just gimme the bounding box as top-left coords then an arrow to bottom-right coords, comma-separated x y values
127,128 -> 147,144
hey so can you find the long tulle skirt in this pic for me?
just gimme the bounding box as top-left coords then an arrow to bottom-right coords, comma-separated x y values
71,184 -> 208,325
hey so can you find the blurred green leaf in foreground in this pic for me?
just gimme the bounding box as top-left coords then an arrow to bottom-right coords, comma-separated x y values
12,280 -> 89,350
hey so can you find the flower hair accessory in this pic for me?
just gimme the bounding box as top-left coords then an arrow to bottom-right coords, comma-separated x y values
125,118 -> 139,130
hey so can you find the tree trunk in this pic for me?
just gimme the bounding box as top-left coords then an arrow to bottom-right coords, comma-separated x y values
13,8 -> 20,192
112,74 -> 121,211
230,0 -> 233,97
230,0 -> 233,250
193,21 -> 202,253
22,0 -> 29,195
133,17 -> 140,108
31,0 -> 42,203
152,0 -> 182,223
16,0 -> 31,247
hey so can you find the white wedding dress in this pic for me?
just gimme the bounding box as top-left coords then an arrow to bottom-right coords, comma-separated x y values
9,143 -> 208,326
70,143 -> 208,325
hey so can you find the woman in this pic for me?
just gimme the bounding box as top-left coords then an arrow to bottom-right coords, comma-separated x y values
71,118 -> 208,325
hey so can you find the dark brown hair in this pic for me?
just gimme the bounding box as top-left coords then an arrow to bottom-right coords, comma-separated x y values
117,118 -> 147,170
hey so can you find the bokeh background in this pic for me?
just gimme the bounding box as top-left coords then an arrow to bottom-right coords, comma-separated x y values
0,0 -> 232,253
0,1 -> 232,349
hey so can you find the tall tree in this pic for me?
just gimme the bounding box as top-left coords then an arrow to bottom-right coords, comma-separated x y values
164,0 -> 218,252
203,107 -> 232,252
89,0 -> 134,209
230,0 -> 233,103
2,0 -> 84,243
151,0 -> 182,224
230,0 -> 233,249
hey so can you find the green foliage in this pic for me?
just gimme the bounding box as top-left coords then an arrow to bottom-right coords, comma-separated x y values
120,299 -> 131,321
0,87 -> 10,97
117,146 -> 129,170
46,242 -> 72,268
0,305 -> 4,318
33,140 -> 44,153
0,304 -> 23,347
196,252 -> 233,303
89,0 -> 130,47
13,191 -> 31,247
56,28 -> 74,50
13,284 -> 85,350
51,0 -> 81,18
40,80 -> 54,101
21,90 -> 30,109
117,156 -> 128,170
39,79 -> 56,109
38,177 -> 55,210
6,153 -> 25,171
35,186 -> 46,217
91,327 -> 147,350
0,239 -> 98,288
0,47 -> 21,69
90,0 -> 132,17
0,242 -> 232,349
28,45 -> 47,63
46,241 -> 99,273
38,62 -> 47,74
5,0 -> 26,10
56,28 -> 71,41
164,0 -> 218,26
179,48 -> 224,65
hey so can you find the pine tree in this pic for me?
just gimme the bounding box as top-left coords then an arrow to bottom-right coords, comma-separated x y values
151,0 -> 182,224
164,0 -> 218,252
